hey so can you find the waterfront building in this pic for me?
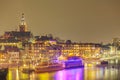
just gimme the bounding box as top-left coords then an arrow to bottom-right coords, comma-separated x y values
0,45 -> 20,67
0,13 -> 33,62
112,38 -> 120,54
0,38 -> 22,49
79,43 -> 101,58
0,45 -> 8,59
24,35 -> 62,63
7,46 -> 20,59
101,44 -> 110,54
58,42 -> 102,59
26,37 -> 102,60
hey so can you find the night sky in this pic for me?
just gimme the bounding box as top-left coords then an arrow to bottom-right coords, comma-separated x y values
0,0 -> 120,43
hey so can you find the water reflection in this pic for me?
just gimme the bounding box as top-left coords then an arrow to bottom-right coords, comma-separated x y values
36,73 -> 50,80
84,66 -> 120,80
7,66 -> 120,80
54,68 -> 84,80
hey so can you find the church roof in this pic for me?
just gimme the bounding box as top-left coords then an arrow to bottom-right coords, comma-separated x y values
5,31 -> 32,38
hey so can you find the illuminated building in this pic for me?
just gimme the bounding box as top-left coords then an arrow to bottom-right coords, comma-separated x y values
19,13 -> 28,32
0,13 -> 33,60
0,38 -> 22,48
24,35 -> 62,62
26,37 -> 102,60
79,43 -> 101,58
112,38 -> 120,54
4,13 -> 33,42
101,43 -> 113,55
0,45 -> 20,61
59,42 -> 102,58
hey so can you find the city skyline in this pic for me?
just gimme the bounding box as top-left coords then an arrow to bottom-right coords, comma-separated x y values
0,0 -> 120,43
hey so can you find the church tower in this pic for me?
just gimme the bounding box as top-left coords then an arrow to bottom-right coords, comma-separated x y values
19,13 -> 27,32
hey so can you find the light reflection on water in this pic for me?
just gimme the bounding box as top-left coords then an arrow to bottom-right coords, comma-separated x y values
54,68 -> 84,80
7,66 -> 120,80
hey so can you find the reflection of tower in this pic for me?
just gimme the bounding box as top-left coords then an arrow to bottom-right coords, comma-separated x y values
19,13 -> 27,32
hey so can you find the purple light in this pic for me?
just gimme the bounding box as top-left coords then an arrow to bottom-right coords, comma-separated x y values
63,58 -> 84,69
65,59 -> 82,62
54,68 -> 84,80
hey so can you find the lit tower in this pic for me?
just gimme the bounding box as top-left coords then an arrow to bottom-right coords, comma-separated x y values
19,13 -> 27,32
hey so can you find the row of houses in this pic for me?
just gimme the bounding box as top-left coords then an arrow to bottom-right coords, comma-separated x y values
0,35 -> 102,60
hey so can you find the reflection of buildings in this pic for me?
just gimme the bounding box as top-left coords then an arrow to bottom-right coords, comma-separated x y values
84,67 -> 104,80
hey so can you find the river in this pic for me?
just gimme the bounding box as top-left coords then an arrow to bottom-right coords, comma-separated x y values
6,64 -> 120,80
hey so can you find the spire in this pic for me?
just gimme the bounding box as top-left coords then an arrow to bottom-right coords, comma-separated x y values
21,13 -> 26,25
19,13 -> 27,32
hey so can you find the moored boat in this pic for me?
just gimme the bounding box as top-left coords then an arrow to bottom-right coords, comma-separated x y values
63,56 -> 84,69
22,67 -> 34,74
21,63 -> 35,74
35,62 -> 64,73
101,60 -> 108,64
96,60 -> 108,67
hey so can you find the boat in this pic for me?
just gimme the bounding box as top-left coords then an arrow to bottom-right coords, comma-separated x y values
96,60 -> 108,67
21,63 -> 35,74
22,67 -> 34,74
35,62 -> 64,73
101,60 -> 108,64
0,68 -> 8,79
63,56 -> 84,69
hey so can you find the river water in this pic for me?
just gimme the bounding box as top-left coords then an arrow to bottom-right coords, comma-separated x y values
6,64 -> 120,80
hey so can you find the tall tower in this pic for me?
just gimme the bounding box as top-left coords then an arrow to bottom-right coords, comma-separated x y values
19,13 -> 27,32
